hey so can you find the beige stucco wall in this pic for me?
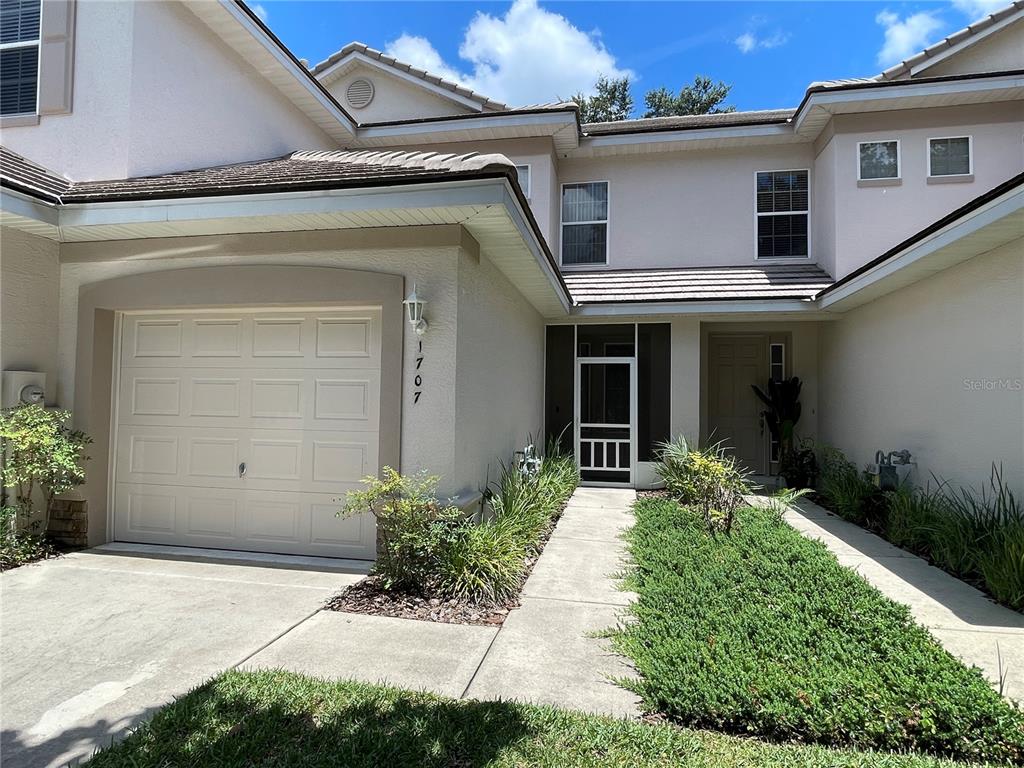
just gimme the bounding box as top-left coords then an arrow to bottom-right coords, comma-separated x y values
2,0 -> 333,180
0,227 -> 60,399
454,242 -> 546,495
323,67 -> 476,124
820,103 -> 1024,279
557,144 -> 815,271
924,21 -> 1024,78
819,239 -> 1024,495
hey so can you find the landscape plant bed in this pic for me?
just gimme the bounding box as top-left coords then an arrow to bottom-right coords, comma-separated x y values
613,495 -> 1024,764
88,668 -> 983,768
324,515 -> 560,626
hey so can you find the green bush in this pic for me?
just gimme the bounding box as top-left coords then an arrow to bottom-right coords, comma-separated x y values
613,496 -> 1024,763
655,439 -> 749,533
0,505 -> 54,571
818,447 -> 882,527
342,468 -> 466,593
343,453 -> 578,604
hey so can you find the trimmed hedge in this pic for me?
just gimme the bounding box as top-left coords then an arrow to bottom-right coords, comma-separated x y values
613,496 -> 1024,764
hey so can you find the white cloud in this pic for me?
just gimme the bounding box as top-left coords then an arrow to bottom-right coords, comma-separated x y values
252,3 -> 269,23
875,9 -> 944,67
949,0 -> 1007,22
383,0 -> 633,106
734,30 -> 789,54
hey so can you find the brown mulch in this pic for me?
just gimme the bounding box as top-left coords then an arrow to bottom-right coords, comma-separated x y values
324,500 -> 569,627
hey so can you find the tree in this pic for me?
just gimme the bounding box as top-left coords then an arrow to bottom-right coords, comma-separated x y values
570,75 -> 634,123
642,76 -> 735,118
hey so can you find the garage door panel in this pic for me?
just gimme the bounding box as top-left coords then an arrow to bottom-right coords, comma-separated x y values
115,309 -> 382,560
121,311 -> 382,369
118,368 -> 380,431
114,483 -> 374,558
117,425 -> 378,495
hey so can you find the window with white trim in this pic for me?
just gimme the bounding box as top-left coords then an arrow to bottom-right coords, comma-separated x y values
514,164 -> 531,198
756,170 -> 808,259
561,181 -> 608,265
769,342 -> 785,462
0,0 -> 41,116
929,137 -> 971,177
858,140 -> 900,180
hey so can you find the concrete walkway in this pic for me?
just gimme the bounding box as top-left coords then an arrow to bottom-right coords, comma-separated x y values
782,497 -> 1024,700
248,487 -> 640,716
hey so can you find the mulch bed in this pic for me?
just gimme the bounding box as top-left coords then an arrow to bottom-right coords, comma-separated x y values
324,505 -> 566,627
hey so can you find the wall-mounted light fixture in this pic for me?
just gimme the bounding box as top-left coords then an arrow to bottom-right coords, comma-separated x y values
403,283 -> 429,336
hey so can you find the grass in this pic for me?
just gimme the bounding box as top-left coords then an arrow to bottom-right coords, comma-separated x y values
612,496 -> 1024,764
87,668 -> 987,768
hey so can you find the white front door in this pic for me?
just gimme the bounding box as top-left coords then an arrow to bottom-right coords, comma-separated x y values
575,358 -> 637,486
112,308 -> 382,559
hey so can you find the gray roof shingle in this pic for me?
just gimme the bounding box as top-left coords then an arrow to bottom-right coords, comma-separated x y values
564,264 -> 833,304
0,147 -> 517,204
582,109 -> 795,136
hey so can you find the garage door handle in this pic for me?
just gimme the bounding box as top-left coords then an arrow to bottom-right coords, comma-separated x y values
239,462 -> 247,478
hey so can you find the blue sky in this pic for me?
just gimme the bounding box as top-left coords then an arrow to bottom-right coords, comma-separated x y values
252,0 -> 1006,112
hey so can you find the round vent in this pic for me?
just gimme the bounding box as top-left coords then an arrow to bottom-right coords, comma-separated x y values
346,78 -> 375,109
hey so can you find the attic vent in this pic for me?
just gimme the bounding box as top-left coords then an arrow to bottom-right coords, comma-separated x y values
346,78 -> 375,109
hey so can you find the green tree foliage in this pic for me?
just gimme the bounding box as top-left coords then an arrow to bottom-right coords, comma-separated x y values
570,75 -> 634,123
642,76 -> 735,118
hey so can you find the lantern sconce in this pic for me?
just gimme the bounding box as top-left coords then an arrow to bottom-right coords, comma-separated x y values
403,283 -> 429,336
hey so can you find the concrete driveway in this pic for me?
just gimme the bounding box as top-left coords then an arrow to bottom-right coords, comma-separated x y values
1,547 -> 364,768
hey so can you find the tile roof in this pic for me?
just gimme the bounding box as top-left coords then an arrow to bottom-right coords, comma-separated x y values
0,147 -> 517,204
582,109 -> 795,136
878,1 -> 1023,81
311,42 -> 509,112
0,146 -> 71,203
564,264 -> 833,304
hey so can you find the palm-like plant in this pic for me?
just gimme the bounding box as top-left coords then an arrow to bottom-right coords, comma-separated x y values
751,377 -> 802,463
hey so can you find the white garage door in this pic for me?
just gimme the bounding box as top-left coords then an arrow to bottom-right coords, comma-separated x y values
113,309 -> 381,559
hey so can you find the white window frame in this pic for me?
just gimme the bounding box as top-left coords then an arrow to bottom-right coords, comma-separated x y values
560,180 -> 611,268
0,1 -> 42,118
856,139 -> 901,182
927,135 -> 973,178
753,169 -> 811,262
514,163 -> 531,199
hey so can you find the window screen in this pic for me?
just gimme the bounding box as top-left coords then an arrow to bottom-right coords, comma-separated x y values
858,141 -> 899,180
0,0 -> 40,116
756,170 -> 808,259
515,165 -> 531,198
929,137 -> 971,177
561,182 -> 609,265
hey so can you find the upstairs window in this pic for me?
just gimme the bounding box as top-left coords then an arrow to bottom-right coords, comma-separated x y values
0,0 -> 41,116
929,136 -> 972,177
515,164 -> 531,198
756,170 -> 808,259
561,181 -> 609,266
858,140 -> 900,181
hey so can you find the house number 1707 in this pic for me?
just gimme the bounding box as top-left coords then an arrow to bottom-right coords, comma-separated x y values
414,340 -> 423,404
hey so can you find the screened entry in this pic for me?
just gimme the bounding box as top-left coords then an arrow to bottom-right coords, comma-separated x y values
545,323 -> 670,486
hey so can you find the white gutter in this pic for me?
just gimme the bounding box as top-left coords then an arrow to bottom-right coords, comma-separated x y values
572,298 -> 824,317
358,111 -> 579,144
818,185 -> 1024,310
580,121 -> 794,150
0,187 -> 60,225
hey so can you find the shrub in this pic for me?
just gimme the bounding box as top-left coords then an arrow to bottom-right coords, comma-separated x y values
656,439 -> 749,534
0,506 -> 54,571
818,447 -> 879,526
779,438 -> 819,489
613,496 -> 1024,763
342,468 -> 467,593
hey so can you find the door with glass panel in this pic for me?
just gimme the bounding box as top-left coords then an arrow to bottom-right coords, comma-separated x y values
575,358 -> 636,486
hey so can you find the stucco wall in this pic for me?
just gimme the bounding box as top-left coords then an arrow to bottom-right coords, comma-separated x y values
2,0 -> 332,180
823,103 -> 1024,279
557,144 -> 815,271
56,228 -> 469,499
924,21 -> 1024,78
454,242 -> 546,496
819,239 -> 1024,494
0,227 -> 60,399
323,67 -> 476,124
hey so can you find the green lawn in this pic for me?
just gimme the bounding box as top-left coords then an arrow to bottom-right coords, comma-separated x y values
612,497 -> 1024,764
88,668 -> 982,768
